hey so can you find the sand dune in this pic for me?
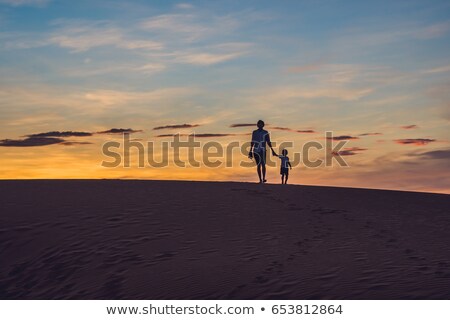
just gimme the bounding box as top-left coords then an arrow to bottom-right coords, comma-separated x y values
0,180 -> 449,299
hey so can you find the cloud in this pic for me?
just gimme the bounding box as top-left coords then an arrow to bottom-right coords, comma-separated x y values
27,131 -> 93,138
270,126 -> 291,131
422,65 -> 450,74
156,134 -> 178,137
3,20 -> 163,53
359,132 -> 382,136
395,138 -> 436,146
83,88 -> 196,106
332,147 -> 367,156
327,135 -> 359,141
230,125 -> 316,133
156,133 -> 237,138
179,52 -> 244,65
60,141 -> 93,146
57,63 -> 166,77
269,126 -> 316,133
335,21 -> 450,51
153,124 -> 200,130
134,63 -> 166,74
0,137 -> 64,147
0,137 -> 92,147
414,149 -> 450,160
4,12 -> 252,68
26,129 -> 142,137
296,130 -> 316,133
137,13 -> 250,65
193,133 -> 236,138
415,21 -> 450,39
139,13 -> 238,42
3,20 -> 169,56
0,0 -> 49,6
0,127 -> 142,147
248,86 -> 374,107
43,20 -> 163,53
229,123 -> 255,128
97,128 -> 142,134
401,124 -> 418,129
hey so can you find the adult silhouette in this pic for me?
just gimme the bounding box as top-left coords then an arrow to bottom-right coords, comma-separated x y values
248,120 -> 275,183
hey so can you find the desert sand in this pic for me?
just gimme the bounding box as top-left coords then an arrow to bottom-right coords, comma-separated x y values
0,180 -> 449,299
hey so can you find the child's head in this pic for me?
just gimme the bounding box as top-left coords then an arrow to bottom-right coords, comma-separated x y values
282,149 -> 288,156
257,120 -> 265,129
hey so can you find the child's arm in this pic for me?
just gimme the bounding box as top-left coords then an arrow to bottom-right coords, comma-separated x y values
288,161 -> 292,169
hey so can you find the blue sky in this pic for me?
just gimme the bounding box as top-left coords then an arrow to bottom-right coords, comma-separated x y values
0,0 -> 449,192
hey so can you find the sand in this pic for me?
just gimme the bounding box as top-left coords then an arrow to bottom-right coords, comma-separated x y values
0,180 -> 449,299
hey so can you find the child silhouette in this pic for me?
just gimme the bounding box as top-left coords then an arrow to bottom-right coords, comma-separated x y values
272,149 -> 292,184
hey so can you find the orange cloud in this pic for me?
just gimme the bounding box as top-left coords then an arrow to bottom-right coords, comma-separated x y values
327,135 -> 359,141
401,124 -> 418,129
154,124 -> 200,130
332,147 -> 367,156
395,138 -> 435,146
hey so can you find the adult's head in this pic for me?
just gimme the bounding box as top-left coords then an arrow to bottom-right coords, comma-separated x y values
257,120 -> 265,129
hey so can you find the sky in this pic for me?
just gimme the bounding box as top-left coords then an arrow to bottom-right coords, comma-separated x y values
0,0 -> 449,193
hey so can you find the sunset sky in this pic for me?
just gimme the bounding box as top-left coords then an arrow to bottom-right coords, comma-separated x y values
0,0 -> 449,193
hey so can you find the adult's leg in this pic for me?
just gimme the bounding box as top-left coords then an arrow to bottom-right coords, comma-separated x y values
261,150 -> 267,182
254,152 -> 263,182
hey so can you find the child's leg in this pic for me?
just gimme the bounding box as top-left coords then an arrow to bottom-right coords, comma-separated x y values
280,173 -> 284,184
285,172 -> 289,184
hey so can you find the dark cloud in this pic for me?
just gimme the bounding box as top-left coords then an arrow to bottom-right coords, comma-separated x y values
348,147 -> 367,152
97,128 -> 142,134
359,132 -> 382,136
270,126 -> 291,131
0,137 -> 65,147
156,134 -> 177,138
401,124 -> 419,129
156,133 -> 237,138
153,124 -> 200,130
296,130 -> 316,133
60,141 -> 93,146
193,133 -> 236,138
414,149 -> 450,159
27,131 -> 92,138
395,138 -> 436,146
1,127 -> 141,147
332,147 -> 367,156
269,127 -> 316,133
229,123 -> 256,128
333,150 -> 357,156
327,135 -> 359,141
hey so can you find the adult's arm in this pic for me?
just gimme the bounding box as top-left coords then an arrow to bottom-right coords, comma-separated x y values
249,131 -> 255,158
266,132 -> 273,148
266,132 -> 276,155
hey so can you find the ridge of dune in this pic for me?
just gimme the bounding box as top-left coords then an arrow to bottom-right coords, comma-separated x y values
0,180 -> 449,299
